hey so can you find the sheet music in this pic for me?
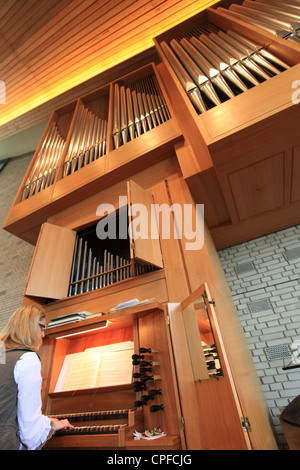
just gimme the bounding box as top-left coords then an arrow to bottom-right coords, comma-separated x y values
63,348 -> 101,391
96,347 -> 134,387
55,341 -> 134,392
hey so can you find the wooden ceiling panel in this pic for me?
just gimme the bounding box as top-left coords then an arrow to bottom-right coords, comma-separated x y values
0,0 -> 219,139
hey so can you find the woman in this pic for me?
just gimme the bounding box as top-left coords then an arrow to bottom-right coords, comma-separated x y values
0,304 -> 73,450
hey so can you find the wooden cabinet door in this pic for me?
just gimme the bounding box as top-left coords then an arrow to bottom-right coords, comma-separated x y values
24,222 -> 76,299
168,283 -> 252,450
127,179 -> 163,268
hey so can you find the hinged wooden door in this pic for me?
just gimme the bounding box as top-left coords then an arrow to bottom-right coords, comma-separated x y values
24,222 -> 76,299
168,283 -> 252,450
127,179 -> 163,268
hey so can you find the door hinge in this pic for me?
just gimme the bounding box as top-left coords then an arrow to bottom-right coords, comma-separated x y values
241,417 -> 252,432
179,416 -> 185,431
165,315 -> 170,325
203,290 -> 215,306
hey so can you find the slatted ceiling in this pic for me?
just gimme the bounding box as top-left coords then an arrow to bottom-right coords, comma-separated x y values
1,0 -> 47,50
0,0 -> 219,139
6,0 -> 179,88
7,0 -> 199,98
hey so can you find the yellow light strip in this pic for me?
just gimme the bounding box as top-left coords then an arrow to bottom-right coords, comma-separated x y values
55,321 -> 110,339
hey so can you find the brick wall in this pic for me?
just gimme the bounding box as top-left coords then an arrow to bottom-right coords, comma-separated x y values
0,154 -> 35,331
218,227 -> 300,449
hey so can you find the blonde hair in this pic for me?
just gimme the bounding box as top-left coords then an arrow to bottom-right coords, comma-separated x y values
0,305 -> 46,351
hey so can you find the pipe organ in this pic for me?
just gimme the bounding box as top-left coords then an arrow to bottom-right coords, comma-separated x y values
5,0 -> 300,450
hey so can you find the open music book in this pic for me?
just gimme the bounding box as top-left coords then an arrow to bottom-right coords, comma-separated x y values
54,341 -> 134,392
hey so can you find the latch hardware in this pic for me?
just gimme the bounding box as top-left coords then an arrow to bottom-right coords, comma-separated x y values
241,417 -> 252,432
179,416 -> 185,431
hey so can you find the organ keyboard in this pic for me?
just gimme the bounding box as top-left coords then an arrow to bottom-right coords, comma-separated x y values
44,408 -> 143,449
55,424 -> 127,436
49,408 -> 132,422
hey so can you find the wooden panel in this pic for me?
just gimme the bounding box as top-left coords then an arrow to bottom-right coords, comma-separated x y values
291,144 -> 300,203
200,66 -> 300,142
24,222 -> 76,299
128,179 -> 163,268
185,168 -> 231,228
138,308 -> 183,442
168,286 -> 251,450
125,435 -> 181,450
151,178 -> 191,302
39,338 -> 56,412
44,433 -> 119,449
43,270 -> 169,322
181,303 -> 209,380
211,199 -> 300,250
167,303 -> 209,449
206,99 -> 300,248
228,153 -> 284,221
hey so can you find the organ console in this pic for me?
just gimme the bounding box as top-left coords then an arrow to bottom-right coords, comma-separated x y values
41,301 -> 182,450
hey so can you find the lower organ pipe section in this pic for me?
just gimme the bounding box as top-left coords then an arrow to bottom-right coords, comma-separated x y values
68,228 -> 157,297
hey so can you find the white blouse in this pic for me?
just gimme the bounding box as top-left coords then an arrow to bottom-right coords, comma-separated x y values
14,351 -> 51,450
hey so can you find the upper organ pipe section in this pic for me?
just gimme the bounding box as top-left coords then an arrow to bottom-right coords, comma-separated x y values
160,3 -> 293,114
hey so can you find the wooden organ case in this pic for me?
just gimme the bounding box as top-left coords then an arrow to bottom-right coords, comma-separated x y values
40,302 -> 182,450
4,0 -> 300,450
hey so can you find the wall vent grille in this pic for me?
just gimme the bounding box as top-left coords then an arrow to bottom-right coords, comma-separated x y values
283,247 -> 300,262
234,261 -> 255,275
248,299 -> 271,313
264,344 -> 291,361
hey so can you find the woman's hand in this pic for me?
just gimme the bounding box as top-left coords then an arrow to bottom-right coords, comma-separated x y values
50,417 -> 74,431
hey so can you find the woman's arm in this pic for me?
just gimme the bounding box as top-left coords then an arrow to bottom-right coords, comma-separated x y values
14,352 -> 73,450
